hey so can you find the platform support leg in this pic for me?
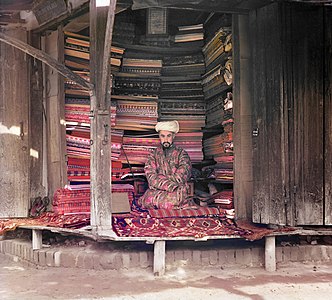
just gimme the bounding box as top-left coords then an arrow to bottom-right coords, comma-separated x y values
153,240 -> 166,276
265,236 -> 276,272
32,229 -> 42,250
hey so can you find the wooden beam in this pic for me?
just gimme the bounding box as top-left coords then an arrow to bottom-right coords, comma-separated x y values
89,0 -> 116,230
0,32 -> 92,91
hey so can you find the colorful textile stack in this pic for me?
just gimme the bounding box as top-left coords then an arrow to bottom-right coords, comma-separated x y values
202,92 -> 234,183
64,32 -> 90,188
64,31 -> 125,73
112,56 -> 161,131
66,129 -> 90,183
174,132 -> 204,162
200,24 -> 234,185
202,26 -> 232,71
119,133 -> 159,165
64,31 -> 125,189
120,58 -> 162,76
173,23 -> 204,48
65,97 -> 90,125
114,100 -> 158,131
203,131 -> 232,159
53,186 -> 90,215
52,184 -> 134,215
111,129 -> 124,161
111,101 -> 117,127
201,156 -> 234,183
112,161 -> 130,181
64,32 -> 91,186
202,26 -> 232,128
210,190 -> 234,209
159,46 -> 206,163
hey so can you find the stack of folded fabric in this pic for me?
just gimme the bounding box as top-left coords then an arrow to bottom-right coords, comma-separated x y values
210,190 -> 234,209
112,56 -> 161,131
159,47 -> 206,163
114,100 -> 158,131
53,184 -> 135,215
66,130 -> 90,184
111,129 -> 124,161
202,26 -> 232,129
119,133 -> 159,165
173,23 -> 204,48
53,185 -> 91,215
200,24 -> 234,186
174,132 -> 204,162
193,188 -> 234,219
64,31 -> 125,188
111,161 -> 131,182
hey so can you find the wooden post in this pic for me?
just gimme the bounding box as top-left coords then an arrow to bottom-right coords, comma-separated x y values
29,32 -> 45,199
44,28 -> 67,198
32,229 -> 43,250
153,240 -> 166,276
265,236 -> 276,272
89,0 -> 116,231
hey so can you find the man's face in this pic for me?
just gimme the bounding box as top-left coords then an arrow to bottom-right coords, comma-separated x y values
159,130 -> 175,148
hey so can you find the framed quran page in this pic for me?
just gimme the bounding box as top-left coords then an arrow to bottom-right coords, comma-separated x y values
147,7 -> 168,35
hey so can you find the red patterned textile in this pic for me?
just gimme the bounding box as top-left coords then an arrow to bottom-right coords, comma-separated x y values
53,184 -> 135,215
112,215 -> 250,238
0,212 -> 90,235
147,206 -> 221,218
53,188 -> 91,214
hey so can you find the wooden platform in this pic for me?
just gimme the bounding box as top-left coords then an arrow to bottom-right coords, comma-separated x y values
17,224 -> 332,276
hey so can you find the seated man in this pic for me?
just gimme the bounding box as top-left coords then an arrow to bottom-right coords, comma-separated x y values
138,120 -> 192,209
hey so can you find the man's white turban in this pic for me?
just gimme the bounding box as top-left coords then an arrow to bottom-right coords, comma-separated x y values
155,120 -> 179,134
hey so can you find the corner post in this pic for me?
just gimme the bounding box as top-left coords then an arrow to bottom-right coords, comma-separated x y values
89,0 -> 116,231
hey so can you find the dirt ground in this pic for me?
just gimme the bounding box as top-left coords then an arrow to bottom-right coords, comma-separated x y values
1,253 -> 332,299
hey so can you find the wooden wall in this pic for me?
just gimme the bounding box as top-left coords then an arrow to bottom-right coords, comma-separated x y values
286,5 -> 324,225
44,28 -> 67,198
250,3 -> 286,225
324,8 -> 332,225
0,28 -> 30,217
250,3 -> 331,226
233,14 -> 253,221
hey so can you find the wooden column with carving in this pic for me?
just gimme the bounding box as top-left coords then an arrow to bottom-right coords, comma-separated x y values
89,0 -> 116,231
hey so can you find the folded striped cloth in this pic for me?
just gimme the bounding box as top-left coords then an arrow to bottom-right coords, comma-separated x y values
147,206 -> 221,218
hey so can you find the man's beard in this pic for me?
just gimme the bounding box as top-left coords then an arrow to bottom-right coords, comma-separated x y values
162,142 -> 172,148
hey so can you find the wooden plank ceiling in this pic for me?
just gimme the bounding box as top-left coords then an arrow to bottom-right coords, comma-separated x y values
1,0 -> 332,29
